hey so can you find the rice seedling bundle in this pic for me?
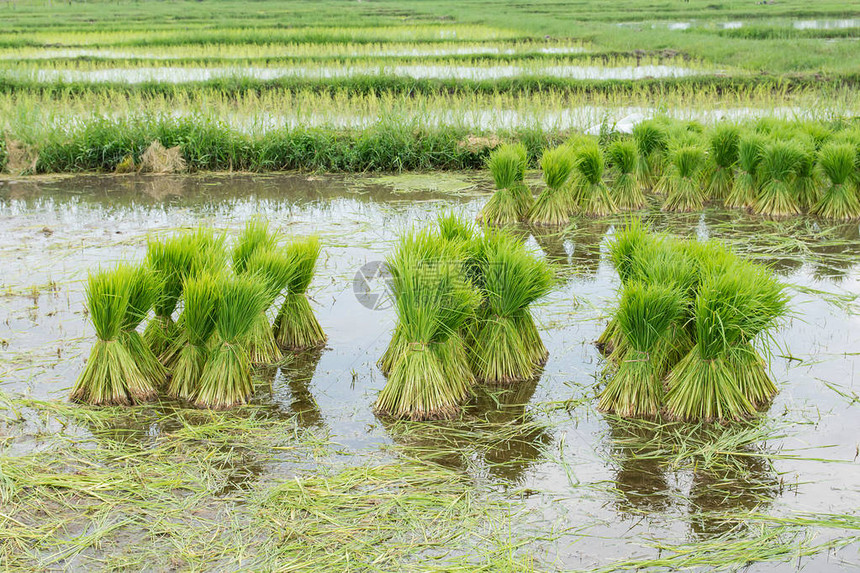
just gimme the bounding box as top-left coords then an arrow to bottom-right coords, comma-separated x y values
119,265 -> 167,387
598,282 -> 685,418
144,235 -> 195,357
195,274 -> 268,409
725,132 -> 765,209
273,236 -> 326,350
812,142 -> 860,220
577,143 -> 617,216
70,266 -> 157,405
661,145 -> 706,212
527,145 -> 575,226
753,140 -> 802,217
607,139 -> 645,210
243,247 -> 297,364
167,273 -> 219,400
704,124 -> 740,201
375,231 -> 481,420
468,229 -> 554,384
793,141 -> 821,211
232,218 -> 279,275
632,121 -> 669,191
478,143 -> 530,226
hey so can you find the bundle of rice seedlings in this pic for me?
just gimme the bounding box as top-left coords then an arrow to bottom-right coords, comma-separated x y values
598,282 -> 685,418
661,145 -> 706,212
527,146 -> 576,226
273,236 -> 326,350
793,142 -> 821,211
811,142 -> 860,220
607,140 -> 645,210
577,143 -> 617,216
665,264 -> 789,422
437,211 -> 476,243
478,143 -> 530,226
167,273 -> 218,400
632,121 -> 669,191
144,234 -> 195,356
374,233 -> 481,420
195,274 -> 268,409
704,124 -> 740,200
725,133 -> 765,209
232,218 -> 278,275
70,266 -> 156,405
243,248 -> 297,364
469,229 -> 554,384
119,265 -> 166,387
753,140 -> 802,217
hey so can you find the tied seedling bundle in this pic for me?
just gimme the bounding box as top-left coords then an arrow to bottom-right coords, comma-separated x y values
607,139 -> 645,210
577,143 -> 617,216
273,236 -> 326,350
632,120 -> 669,191
725,132 -> 765,209
119,265 -> 166,387
753,140 -> 802,217
527,145 -> 576,226
167,273 -> 219,400
812,142 -> 860,220
660,145 -> 706,212
244,247 -> 297,364
704,124 -> 740,200
478,143 -> 530,226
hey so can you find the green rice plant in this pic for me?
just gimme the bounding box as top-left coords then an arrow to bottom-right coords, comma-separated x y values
607,139 -> 645,210
243,247 -> 297,364
660,145 -> 706,212
195,274 -> 267,409
167,273 -> 218,400
598,282 -> 685,418
478,143 -> 530,226
232,218 -> 279,275
665,262 -> 789,422
753,140 -> 802,217
144,234 -> 196,357
437,211 -> 476,244
793,142 -> 821,211
526,145 -> 575,226
577,143 -> 617,216
811,142 -> 860,220
468,228 -> 554,384
704,124 -> 740,201
118,264 -> 166,387
375,231 -> 481,420
273,236 -> 326,350
725,132 -> 765,209
632,120 -> 669,191
70,266 -> 156,405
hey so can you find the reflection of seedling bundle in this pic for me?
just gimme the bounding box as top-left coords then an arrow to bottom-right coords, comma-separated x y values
478,143 -> 530,226
527,145 -> 576,226
599,222 -> 789,423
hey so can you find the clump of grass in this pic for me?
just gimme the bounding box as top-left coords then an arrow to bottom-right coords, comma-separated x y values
478,143 -> 530,226
167,273 -> 219,400
607,139 -> 645,210
273,236 -> 326,350
70,266 -> 157,405
577,143 -> 617,216
118,265 -> 166,387
375,230 -> 481,420
195,274 -> 267,409
704,124 -> 740,200
661,145 -> 706,212
243,247 -> 297,364
753,140 -> 801,217
812,142 -> 860,220
633,120 -> 669,191
527,145 -> 575,226
725,132 -> 765,209
468,228 -> 554,384
599,282 -> 685,418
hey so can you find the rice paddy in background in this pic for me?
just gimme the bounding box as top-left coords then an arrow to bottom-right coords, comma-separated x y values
2,173 -> 860,570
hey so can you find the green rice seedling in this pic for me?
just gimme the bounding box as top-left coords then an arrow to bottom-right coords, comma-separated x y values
437,211 -> 476,244
665,262 -> 789,422
273,236 -> 326,350
661,145 -> 706,212
70,266 -> 156,405
232,218 -> 279,275
793,141 -> 821,211
726,132 -> 765,209
243,248 -> 297,364
811,142 -> 860,220
167,273 -> 218,400
799,121 -> 832,150
704,124 -> 740,200
195,274 -> 267,409
375,232 -> 481,420
607,139 -> 645,210
598,282 -> 684,418
478,143 -> 530,226
753,140 -> 802,217
468,228 -> 554,384
526,145 -> 575,226
632,120 -> 669,191
144,234 -> 196,357
118,265 -> 166,387
577,143 -> 617,216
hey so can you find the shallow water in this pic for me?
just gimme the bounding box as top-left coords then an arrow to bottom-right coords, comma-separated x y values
2,172 -> 860,569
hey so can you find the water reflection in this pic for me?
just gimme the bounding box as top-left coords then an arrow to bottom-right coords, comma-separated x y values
567,219 -> 609,277
605,419 -> 671,515
271,348 -> 326,430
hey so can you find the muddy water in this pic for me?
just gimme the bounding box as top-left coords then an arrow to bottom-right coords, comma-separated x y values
2,172 -> 859,570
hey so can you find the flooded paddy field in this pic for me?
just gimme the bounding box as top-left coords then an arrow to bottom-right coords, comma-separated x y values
2,172 -> 860,570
